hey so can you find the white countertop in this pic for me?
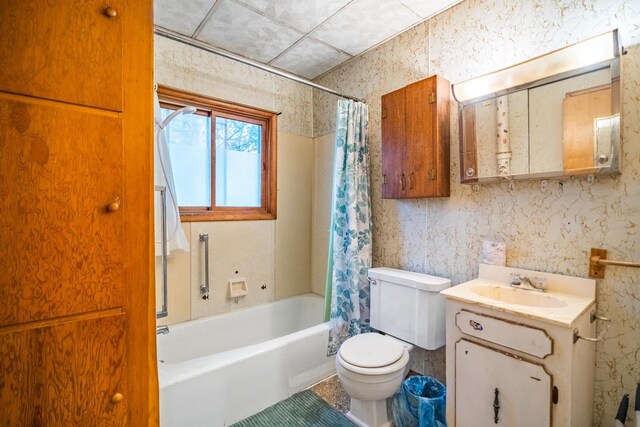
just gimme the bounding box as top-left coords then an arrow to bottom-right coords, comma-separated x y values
440,264 -> 596,327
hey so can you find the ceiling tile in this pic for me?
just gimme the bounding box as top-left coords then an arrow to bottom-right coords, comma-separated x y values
271,38 -> 351,79
154,0 -> 214,36
197,0 -> 303,63
310,0 -> 421,56
235,0 -> 352,33
399,0 -> 462,19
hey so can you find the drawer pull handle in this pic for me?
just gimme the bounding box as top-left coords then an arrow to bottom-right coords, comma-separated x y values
111,392 -> 123,404
469,320 -> 483,331
493,388 -> 500,424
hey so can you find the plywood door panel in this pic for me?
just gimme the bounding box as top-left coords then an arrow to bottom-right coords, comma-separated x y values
0,313 -> 127,426
405,77 -> 435,198
562,86 -> 611,170
0,0 -> 123,111
381,88 -> 406,199
455,339 -> 551,427
0,96 -> 124,326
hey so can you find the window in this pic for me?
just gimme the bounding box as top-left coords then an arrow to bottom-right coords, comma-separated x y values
157,86 -> 277,221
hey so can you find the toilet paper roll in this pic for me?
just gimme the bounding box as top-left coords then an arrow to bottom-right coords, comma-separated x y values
482,240 -> 506,266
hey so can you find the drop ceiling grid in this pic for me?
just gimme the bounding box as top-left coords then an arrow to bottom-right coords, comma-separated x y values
154,0 -> 462,79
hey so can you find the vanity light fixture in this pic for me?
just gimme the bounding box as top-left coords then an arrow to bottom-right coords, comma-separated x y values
452,29 -> 622,104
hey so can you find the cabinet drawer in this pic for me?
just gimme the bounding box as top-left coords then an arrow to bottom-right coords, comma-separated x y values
456,309 -> 553,358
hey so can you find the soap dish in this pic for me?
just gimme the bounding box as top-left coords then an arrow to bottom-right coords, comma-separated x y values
229,278 -> 249,299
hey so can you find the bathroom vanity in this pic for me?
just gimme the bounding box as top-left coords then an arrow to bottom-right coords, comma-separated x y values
441,264 -> 598,426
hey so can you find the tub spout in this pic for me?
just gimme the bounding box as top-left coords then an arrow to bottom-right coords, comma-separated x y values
157,325 -> 170,335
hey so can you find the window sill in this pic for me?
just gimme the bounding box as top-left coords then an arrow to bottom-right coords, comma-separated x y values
180,210 -> 276,222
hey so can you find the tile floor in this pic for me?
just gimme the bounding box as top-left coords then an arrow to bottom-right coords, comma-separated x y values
309,370 -> 421,415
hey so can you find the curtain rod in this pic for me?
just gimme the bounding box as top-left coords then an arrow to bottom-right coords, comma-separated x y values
154,27 -> 365,103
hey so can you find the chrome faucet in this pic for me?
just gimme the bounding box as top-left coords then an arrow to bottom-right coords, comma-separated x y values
509,273 -> 546,292
156,325 -> 170,335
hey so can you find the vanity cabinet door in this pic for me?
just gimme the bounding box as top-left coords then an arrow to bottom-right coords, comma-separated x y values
455,339 -> 551,427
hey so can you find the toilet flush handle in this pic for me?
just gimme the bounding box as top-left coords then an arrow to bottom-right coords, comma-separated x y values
367,278 -> 377,286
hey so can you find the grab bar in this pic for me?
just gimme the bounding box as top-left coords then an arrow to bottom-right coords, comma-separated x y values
156,186 -> 168,319
200,233 -> 210,300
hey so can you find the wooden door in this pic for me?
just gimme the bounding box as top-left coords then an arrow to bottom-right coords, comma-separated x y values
0,313 -> 127,426
0,96 -> 124,326
455,339 -> 551,427
381,87 -> 406,198
405,77 -> 435,197
0,0 -> 124,111
562,85 -> 611,170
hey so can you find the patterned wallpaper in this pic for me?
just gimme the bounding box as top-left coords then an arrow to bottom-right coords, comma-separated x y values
155,35 -> 313,137
313,0 -> 640,424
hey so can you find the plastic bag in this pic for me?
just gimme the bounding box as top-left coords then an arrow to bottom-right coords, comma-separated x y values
392,375 -> 446,427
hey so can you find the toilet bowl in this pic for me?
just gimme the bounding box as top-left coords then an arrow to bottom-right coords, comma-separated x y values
334,267 -> 450,427
336,333 -> 412,427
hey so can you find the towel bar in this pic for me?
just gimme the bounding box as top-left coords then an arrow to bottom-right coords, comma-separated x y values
589,248 -> 640,278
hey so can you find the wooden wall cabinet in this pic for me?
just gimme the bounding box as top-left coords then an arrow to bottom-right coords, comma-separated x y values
0,0 -> 155,425
381,75 -> 451,199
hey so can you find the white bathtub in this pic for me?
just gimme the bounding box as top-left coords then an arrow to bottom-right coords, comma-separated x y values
157,294 -> 336,426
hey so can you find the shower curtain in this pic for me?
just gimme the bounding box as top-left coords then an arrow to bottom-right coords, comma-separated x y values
154,91 -> 189,255
326,99 -> 372,356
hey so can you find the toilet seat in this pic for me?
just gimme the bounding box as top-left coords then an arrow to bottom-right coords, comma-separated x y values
339,333 -> 404,368
337,333 -> 410,376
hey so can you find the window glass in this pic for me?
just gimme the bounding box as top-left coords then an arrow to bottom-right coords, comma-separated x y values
214,117 -> 262,207
157,86 -> 277,221
161,108 -> 211,207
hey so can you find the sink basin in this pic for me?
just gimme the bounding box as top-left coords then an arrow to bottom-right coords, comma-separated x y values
471,285 -> 568,308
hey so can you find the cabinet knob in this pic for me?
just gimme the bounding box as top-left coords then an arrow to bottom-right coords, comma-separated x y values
111,392 -> 124,404
106,196 -> 121,212
104,7 -> 118,18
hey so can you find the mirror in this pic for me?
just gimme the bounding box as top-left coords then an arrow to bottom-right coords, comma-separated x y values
453,30 -> 622,184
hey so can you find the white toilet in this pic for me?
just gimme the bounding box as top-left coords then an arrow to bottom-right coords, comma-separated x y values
335,267 -> 450,427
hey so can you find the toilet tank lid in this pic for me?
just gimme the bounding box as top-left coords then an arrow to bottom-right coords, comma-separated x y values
368,267 -> 451,291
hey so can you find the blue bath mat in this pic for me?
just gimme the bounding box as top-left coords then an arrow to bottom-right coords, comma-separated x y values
232,390 -> 356,427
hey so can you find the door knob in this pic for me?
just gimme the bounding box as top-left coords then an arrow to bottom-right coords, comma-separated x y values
106,197 -> 121,212
111,392 -> 123,404
104,7 -> 118,18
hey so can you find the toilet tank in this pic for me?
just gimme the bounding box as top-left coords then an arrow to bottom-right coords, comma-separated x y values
368,267 -> 450,350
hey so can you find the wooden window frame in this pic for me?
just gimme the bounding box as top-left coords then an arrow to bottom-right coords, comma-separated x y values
157,85 -> 277,222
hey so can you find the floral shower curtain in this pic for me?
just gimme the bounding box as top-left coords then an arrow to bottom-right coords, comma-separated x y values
326,99 -> 372,356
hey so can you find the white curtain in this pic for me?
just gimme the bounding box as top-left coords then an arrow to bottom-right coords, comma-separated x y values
154,92 -> 189,255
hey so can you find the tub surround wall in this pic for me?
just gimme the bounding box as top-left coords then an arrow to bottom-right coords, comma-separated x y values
311,133 -> 336,297
276,135 -> 313,300
156,223 -> 192,325
155,36 -> 315,322
313,1 -> 639,424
